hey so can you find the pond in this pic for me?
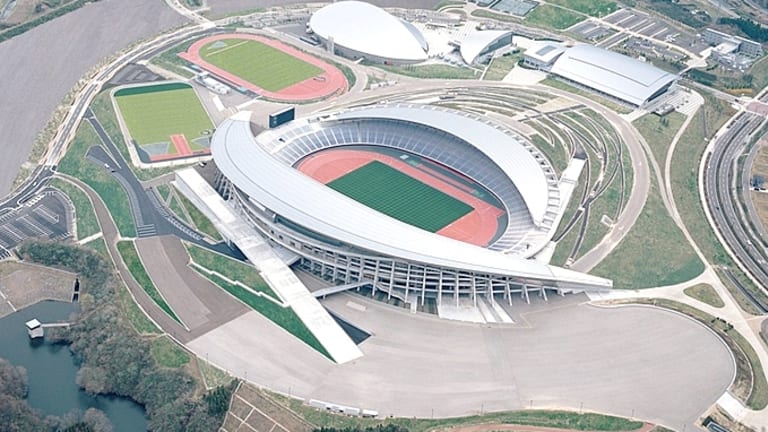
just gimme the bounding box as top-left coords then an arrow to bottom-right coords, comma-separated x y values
0,300 -> 148,431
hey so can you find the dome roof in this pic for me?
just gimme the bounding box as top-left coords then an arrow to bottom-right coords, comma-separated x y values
309,1 -> 428,63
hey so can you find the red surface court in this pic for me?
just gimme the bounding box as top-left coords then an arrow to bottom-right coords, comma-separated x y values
148,134 -> 209,162
179,33 -> 347,102
297,149 -> 505,247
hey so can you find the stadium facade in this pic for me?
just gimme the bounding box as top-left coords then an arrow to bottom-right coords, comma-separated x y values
210,104 -> 612,304
308,1 -> 429,64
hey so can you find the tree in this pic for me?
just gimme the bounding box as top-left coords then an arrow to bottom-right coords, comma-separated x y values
0,394 -> 47,431
76,367 -> 109,395
84,408 -> 113,432
751,175 -> 765,189
0,358 -> 29,399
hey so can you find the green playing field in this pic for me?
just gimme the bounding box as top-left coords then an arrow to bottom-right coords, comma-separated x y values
113,82 -> 213,146
327,161 -> 473,232
200,38 -> 323,92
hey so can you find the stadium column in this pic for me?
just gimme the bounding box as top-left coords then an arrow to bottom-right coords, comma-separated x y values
504,281 -> 512,306
403,265 -> 411,301
522,283 -> 530,304
421,272 -> 427,306
540,286 -> 548,301
373,262 -> 380,293
437,271 -> 443,306
388,265 -> 396,300
472,278 -> 478,307
454,273 -> 460,306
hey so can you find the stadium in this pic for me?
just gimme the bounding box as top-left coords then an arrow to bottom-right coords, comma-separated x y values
210,104 -> 612,304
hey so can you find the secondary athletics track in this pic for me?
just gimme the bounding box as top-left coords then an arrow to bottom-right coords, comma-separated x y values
297,149 -> 505,247
179,34 -> 347,102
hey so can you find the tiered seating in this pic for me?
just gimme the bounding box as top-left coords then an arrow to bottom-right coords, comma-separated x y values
265,118 -> 539,250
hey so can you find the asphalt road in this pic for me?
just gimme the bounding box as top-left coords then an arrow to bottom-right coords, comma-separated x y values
704,109 -> 768,312
0,0 -> 186,197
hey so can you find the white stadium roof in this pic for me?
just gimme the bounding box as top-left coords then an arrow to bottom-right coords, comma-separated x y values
550,44 -> 677,106
309,0 -> 428,63
212,109 -> 612,290
459,30 -> 512,64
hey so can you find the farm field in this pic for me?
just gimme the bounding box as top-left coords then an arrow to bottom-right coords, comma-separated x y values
327,161 -> 473,232
113,82 -> 213,154
200,38 -> 323,91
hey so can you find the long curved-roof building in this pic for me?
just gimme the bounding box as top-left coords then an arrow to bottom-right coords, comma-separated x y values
308,1 -> 429,64
210,104 -> 612,304
550,44 -> 677,107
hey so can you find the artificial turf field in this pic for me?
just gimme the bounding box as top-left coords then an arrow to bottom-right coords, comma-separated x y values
327,161 -> 473,232
113,83 -> 213,146
200,38 -> 323,92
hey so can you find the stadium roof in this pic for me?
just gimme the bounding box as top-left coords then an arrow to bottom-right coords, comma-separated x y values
212,110 -> 611,290
308,1 -> 428,63
459,30 -> 512,64
550,44 -> 677,106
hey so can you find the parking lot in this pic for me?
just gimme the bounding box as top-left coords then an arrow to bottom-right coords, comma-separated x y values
601,9 -> 710,55
0,189 -> 72,259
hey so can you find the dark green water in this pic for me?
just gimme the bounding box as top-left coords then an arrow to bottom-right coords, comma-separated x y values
0,300 -> 148,431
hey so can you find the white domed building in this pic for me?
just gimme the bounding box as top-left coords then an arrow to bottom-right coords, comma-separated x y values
308,1 -> 429,64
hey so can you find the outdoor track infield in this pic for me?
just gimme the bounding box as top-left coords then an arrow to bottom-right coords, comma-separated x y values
328,161 -> 473,232
113,82 -> 214,163
298,149 -> 507,246
179,34 -> 347,102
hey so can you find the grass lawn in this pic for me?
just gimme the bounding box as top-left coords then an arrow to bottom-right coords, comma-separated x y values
175,190 -> 223,241
526,4 -> 585,30
114,82 -> 213,146
201,38 -> 322,92
273,393 -> 645,432
49,177 -> 100,240
184,243 -> 279,301
530,134 -> 568,175
483,53 -> 521,81
91,90 -> 192,181
155,183 -> 172,203
198,360 -> 233,390
151,38 -> 197,79
150,336 -> 190,368
167,193 -> 191,225
471,9 -> 520,23
117,240 -> 181,324
57,122 -> 137,238
82,237 -> 108,258
547,0 -> 617,16
327,161 -> 473,232
592,181 -> 704,288
194,270 -> 330,359
684,283 -> 725,308
750,56 -> 768,93
631,112 -> 686,166
373,63 -> 480,79
116,273 -> 160,335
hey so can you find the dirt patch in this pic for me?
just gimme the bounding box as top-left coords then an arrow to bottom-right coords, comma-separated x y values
0,260 -> 75,315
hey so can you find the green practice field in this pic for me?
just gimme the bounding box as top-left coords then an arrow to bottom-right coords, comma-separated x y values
200,38 -> 323,92
327,161 -> 473,232
113,82 -> 213,147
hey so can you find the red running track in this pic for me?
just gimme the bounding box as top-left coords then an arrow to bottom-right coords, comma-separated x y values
179,33 -> 347,102
170,134 -> 192,156
296,149 -> 505,247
